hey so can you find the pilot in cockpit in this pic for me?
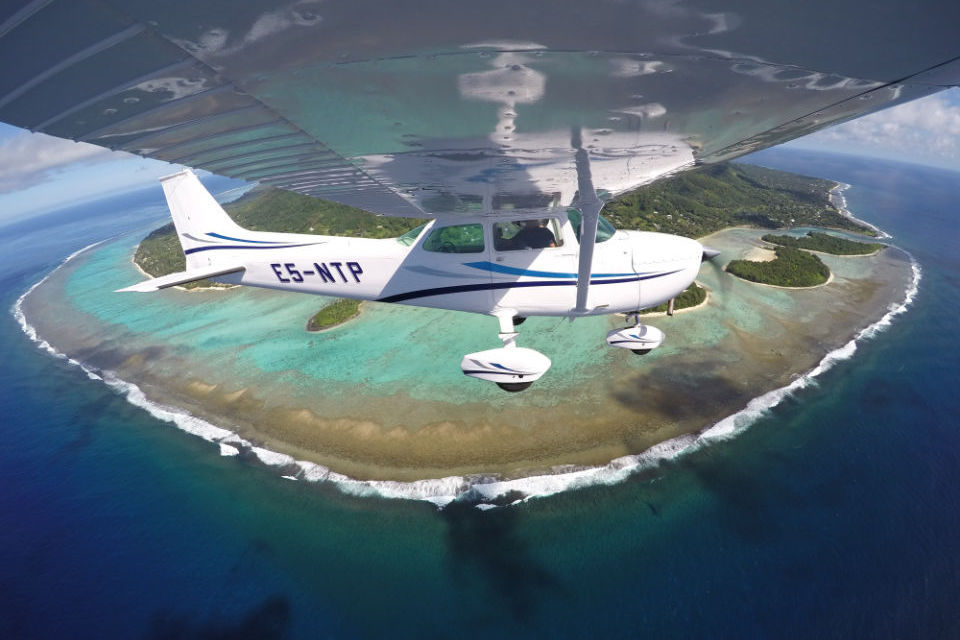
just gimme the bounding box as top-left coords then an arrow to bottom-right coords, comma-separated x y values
511,219 -> 557,249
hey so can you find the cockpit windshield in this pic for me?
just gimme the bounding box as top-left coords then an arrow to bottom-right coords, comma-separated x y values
396,222 -> 428,246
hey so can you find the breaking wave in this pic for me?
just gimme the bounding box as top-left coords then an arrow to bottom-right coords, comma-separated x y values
13,242 -> 106,383
13,239 -> 921,510
831,183 -> 891,239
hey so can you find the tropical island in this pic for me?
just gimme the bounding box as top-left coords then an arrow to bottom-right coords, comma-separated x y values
762,231 -> 885,255
307,298 -> 361,332
726,246 -> 832,287
22,161 -> 915,483
723,231 -> 884,288
640,282 -> 707,314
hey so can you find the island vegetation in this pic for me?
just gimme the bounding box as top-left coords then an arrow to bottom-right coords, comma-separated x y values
604,162 -> 873,238
726,246 -> 830,287
640,282 -> 707,314
134,225 -> 213,288
762,231 -> 884,255
307,298 -> 361,331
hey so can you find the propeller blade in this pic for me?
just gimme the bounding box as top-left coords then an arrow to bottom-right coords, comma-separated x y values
699,245 -> 728,308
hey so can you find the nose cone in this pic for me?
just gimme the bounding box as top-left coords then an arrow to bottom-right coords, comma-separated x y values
701,246 -> 721,262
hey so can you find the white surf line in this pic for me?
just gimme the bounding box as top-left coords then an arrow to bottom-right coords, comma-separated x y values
12,241 -> 107,382
13,240 -> 922,510
701,255 -> 920,441
831,183 -> 891,240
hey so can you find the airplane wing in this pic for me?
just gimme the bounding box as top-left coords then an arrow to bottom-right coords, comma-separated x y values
1,0 -> 959,221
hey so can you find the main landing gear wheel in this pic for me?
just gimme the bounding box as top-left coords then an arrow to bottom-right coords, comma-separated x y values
496,381 -> 534,392
460,314 -> 551,392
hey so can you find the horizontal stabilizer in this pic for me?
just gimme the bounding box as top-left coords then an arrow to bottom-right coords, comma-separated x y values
116,265 -> 245,292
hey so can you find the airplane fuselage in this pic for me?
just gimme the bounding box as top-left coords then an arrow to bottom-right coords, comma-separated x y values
123,171 -> 711,391
207,212 -> 704,318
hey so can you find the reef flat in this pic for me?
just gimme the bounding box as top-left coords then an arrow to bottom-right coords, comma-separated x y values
21,226 -> 913,481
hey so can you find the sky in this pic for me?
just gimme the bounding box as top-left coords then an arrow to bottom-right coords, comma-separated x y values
0,87 -> 958,222
0,123 -> 181,220
784,88 -> 960,170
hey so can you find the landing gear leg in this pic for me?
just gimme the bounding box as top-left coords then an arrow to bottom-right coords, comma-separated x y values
497,312 -> 519,349
624,312 -> 652,354
494,314 -> 533,391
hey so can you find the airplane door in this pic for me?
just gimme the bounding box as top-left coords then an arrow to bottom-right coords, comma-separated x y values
399,220 -> 495,313
487,216 -> 574,314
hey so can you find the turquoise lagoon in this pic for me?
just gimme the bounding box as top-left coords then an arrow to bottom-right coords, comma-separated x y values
21,209 -> 913,494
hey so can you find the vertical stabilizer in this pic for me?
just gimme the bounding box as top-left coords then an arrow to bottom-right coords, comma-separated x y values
160,170 -> 246,270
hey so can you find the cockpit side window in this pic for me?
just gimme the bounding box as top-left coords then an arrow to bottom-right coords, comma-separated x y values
567,210 -> 616,243
493,218 -> 563,251
421,223 -> 485,253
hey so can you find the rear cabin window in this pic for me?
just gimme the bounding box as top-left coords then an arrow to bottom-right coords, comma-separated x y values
422,223 -> 485,253
493,218 -> 564,251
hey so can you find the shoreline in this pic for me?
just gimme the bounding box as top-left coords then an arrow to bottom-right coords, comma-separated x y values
730,269 -> 835,290
758,226 -> 885,258
306,301 -> 364,333
758,238 -> 883,259
16,223 -> 919,507
829,182 -> 890,239
14,244 -> 921,507
637,285 -> 710,317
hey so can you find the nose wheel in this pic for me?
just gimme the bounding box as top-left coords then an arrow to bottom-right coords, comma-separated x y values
607,313 -> 665,355
496,381 -> 534,392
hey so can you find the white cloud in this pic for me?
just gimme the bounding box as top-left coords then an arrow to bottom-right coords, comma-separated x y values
0,130 -> 117,192
794,89 -> 960,166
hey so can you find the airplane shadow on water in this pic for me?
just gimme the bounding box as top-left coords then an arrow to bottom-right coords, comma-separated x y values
55,394 -> 120,457
144,594 -> 291,640
611,359 -> 744,423
680,451 -> 789,545
440,500 -> 566,624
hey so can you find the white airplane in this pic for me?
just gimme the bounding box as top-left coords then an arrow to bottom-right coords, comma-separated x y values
119,169 -> 714,391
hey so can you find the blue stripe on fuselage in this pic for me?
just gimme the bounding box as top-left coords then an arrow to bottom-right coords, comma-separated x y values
184,243 -> 316,255
376,270 -> 682,303
206,232 -> 288,244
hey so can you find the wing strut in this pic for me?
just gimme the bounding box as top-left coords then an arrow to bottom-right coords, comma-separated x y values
573,130 -> 602,314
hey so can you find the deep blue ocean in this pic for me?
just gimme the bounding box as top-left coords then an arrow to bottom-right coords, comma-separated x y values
2,150 -> 958,639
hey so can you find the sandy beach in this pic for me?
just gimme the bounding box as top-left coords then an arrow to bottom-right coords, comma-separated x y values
23,227 -> 914,481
